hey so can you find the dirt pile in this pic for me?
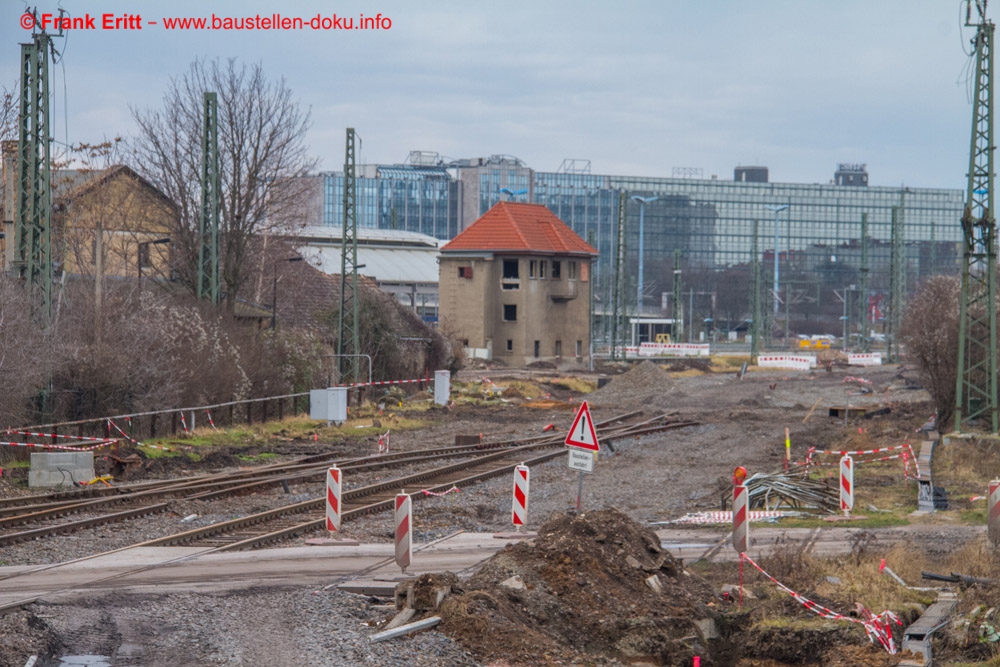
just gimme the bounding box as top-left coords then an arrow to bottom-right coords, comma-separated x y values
588,361 -> 674,408
438,508 -> 725,665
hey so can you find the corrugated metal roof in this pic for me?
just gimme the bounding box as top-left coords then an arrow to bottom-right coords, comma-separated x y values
296,226 -> 440,248
300,244 -> 439,284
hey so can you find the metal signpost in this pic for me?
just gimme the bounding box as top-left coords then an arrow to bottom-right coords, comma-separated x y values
565,401 -> 600,512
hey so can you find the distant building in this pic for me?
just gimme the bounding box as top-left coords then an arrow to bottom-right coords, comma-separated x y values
438,202 -> 598,366
734,166 -> 769,183
834,163 -> 869,187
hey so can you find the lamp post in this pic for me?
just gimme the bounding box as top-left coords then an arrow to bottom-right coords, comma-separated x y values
271,256 -> 304,330
499,187 -> 528,202
137,237 -> 171,291
631,196 -> 658,315
764,204 -> 789,319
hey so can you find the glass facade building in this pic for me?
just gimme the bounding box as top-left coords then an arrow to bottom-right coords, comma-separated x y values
321,165 -> 460,240
312,157 -> 965,340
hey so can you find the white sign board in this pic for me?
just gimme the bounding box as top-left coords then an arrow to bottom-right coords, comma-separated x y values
568,448 -> 595,473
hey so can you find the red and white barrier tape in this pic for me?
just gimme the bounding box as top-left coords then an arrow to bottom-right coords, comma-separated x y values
0,439 -> 117,451
179,411 -> 189,434
740,552 -> 902,654
108,419 -> 177,452
5,428 -> 112,443
377,430 -> 391,455
421,486 -> 460,497
205,410 -> 218,430
343,377 -> 429,389
804,444 -> 919,479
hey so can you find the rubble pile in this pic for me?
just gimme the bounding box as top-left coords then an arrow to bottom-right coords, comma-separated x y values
588,361 -> 674,408
438,508 -> 725,665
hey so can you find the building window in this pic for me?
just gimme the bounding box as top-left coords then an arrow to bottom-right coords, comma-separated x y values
552,261 -> 561,279
539,261 -> 547,279
139,243 -> 153,268
554,340 -> 562,356
506,339 -> 513,352
576,340 -> 582,357
529,260 -> 537,278
458,266 -> 473,279
568,261 -> 577,280
502,259 -> 519,290
533,340 -> 540,357
503,304 -> 517,321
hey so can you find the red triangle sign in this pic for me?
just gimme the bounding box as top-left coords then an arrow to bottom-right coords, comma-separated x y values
564,401 -> 599,452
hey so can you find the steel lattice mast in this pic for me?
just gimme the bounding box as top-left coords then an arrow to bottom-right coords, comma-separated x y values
856,212 -> 870,353
750,219 -> 761,362
14,22 -> 56,326
337,128 -> 360,384
610,189 -> 626,360
887,201 -> 906,362
197,92 -> 220,304
671,248 -> 682,342
956,0 -> 999,433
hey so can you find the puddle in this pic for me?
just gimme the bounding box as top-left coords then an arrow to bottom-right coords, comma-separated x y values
58,657 -> 111,667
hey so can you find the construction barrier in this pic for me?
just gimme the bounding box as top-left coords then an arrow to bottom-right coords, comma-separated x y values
637,342 -> 710,358
756,355 -> 812,371
733,484 -> 749,554
740,552 -> 901,654
326,466 -> 342,532
990,480 -> 1000,546
669,510 -> 798,525
512,464 -> 530,529
840,455 -> 854,514
377,431 -> 391,454
395,492 -> 412,573
848,353 -> 883,366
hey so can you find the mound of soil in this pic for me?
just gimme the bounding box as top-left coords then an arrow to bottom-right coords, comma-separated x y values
438,508 -> 724,665
588,361 -> 673,408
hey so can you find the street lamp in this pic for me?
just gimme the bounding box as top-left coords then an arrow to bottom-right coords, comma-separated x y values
271,256 -> 304,330
764,204 -> 790,320
499,187 -> 528,201
137,237 -> 170,291
631,195 -> 658,315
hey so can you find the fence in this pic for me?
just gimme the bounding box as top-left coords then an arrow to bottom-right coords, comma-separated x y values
4,374 -> 437,460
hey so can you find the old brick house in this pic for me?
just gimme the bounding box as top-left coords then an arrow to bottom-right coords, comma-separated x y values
438,202 -> 598,366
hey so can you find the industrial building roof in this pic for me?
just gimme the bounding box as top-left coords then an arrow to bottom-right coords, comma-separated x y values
294,227 -> 440,285
440,202 -> 598,256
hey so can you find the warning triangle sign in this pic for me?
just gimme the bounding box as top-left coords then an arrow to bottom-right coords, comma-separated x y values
564,400 -> 599,452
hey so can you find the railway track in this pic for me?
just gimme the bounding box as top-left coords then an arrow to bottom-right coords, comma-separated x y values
0,411 -> 676,550
140,416 -> 698,552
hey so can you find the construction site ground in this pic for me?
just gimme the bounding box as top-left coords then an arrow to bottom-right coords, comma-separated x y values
2,359 -> 999,666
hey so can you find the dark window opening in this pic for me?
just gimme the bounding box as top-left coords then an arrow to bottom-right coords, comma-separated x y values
533,340 -> 540,357
554,340 -> 562,356
502,260 -> 519,280
139,243 -> 152,268
506,339 -> 513,351
458,266 -> 473,279
552,261 -> 561,279
503,304 -> 517,321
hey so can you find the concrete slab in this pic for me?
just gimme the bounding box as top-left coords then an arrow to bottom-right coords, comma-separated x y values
305,538 -> 361,546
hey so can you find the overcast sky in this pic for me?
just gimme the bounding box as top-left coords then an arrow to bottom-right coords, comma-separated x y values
0,0 -> 983,188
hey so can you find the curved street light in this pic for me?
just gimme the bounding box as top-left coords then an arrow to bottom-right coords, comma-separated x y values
631,195 -> 658,315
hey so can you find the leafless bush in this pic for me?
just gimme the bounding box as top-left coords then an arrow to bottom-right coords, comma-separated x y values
900,276 -> 960,428
0,277 -> 51,426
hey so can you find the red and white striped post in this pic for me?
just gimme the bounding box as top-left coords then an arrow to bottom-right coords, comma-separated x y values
989,480 -> 1000,547
732,484 -> 749,554
395,491 -> 412,573
326,466 -> 342,532
840,455 -> 854,515
512,464 -> 530,530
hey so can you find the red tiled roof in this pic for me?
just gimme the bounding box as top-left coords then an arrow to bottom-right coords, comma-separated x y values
441,202 -> 598,256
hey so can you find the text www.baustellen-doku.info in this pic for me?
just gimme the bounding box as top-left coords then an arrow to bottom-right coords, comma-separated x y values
21,11 -> 393,32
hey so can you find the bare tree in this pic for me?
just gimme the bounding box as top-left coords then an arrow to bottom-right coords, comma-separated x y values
129,59 -> 317,305
900,276 -> 960,428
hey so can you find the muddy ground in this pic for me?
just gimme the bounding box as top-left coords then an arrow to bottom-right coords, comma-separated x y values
0,360 -> 981,666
